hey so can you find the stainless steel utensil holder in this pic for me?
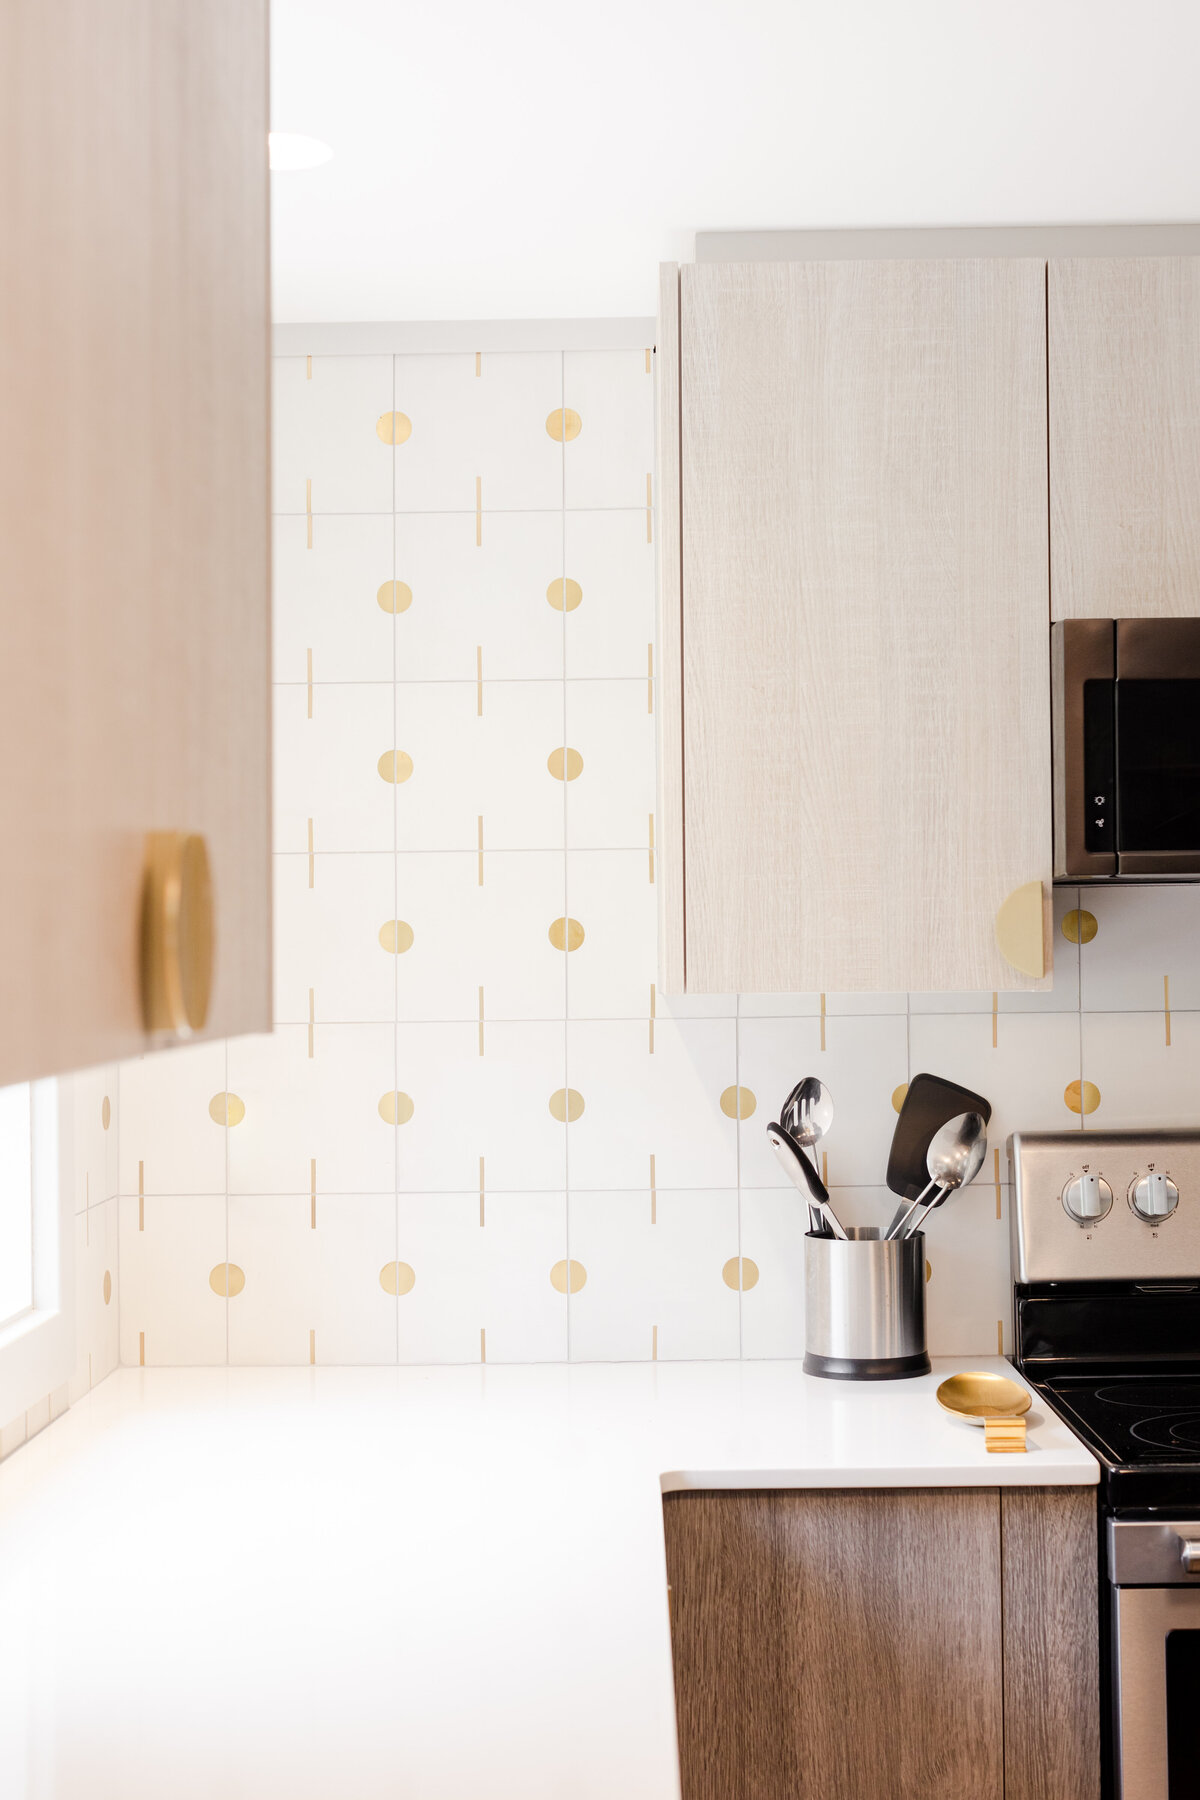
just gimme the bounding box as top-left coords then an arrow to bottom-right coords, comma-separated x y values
803,1226 -> 930,1380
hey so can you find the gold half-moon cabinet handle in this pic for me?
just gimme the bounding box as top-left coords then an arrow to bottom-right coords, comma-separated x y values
994,879 -> 1047,980
140,832 -> 214,1036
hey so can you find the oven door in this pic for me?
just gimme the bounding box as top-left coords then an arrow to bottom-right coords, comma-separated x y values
1110,1518 -> 1200,1799
1113,1589 -> 1200,1799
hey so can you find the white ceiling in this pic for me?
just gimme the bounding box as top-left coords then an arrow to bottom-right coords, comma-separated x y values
270,0 -> 1200,322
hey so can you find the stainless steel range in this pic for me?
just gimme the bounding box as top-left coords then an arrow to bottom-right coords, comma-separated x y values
1011,1128 -> 1200,1800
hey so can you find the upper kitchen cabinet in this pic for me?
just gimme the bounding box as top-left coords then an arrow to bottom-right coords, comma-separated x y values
1050,258 -> 1200,620
656,259 -> 1052,995
0,2 -> 271,1084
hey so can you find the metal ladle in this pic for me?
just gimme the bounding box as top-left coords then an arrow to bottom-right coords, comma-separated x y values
884,1111 -> 988,1241
766,1120 -> 848,1238
780,1077 -> 838,1235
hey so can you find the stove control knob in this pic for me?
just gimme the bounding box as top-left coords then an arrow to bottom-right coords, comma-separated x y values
1129,1171 -> 1180,1223
1061,1173 -> 1113,1224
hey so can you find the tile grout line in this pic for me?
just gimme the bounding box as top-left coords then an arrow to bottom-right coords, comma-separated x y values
734,994 -> 743,1358
392,350 -> 401,1367
558,348 -> 572,1362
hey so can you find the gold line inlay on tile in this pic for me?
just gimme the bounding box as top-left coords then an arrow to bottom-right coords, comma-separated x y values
992,991 -> 999,1049
139,1331 -> 145,1367
307,648 -> 313,718
652,1324 -> 658,1360
475,350 -> 481,377
819,993 -> 826,1051
475,475 -> 482,546
822,1150 -> 829,1187
307,817 -> 315,887
645,348 -> 652,374
306,354 -> 312,379
997,1319 -> 1004,1355
1165,974 -> 1172,1047
309,1329 -> 316,1366
480,1327 -> 487,1363
994,1147 -> 1002,1220
476,646 -> 483,716
477,815 -> 484,886
645,472 -> 653,544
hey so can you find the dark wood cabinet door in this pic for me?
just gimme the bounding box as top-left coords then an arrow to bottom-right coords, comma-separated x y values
663,1487 -> 1005,1800
1001,1487 -> 1100,1800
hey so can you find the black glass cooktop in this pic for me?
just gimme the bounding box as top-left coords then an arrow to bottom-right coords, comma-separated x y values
1043,1374 -> 1200,1468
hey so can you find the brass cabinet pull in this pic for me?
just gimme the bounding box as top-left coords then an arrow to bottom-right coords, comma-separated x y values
994,879 -> 1047,979
141,832 -> 214,1035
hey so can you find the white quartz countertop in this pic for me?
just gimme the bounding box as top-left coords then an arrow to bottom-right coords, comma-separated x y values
0,1359 -> 1096,1799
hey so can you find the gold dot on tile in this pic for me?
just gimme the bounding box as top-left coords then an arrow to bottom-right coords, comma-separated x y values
891,1084 -> 909,1115
379,1260 -> 416,1296
208,1092 -> 245,1127
1065,1079 -> 1101,1116
377,579 -> 413,614
546,577 -> 583,612
720,1085 -> 756,1121
547,746 -> 584,781
103,1271 -> 112,1305
378,749 -> 414,784
376,411 -> 412,445
209,1263 -> 246,1298
1061,908 -> 1098,945
722,1255 -> 759,1291
378,1090 -> 415,1125
549,1087 -> 584,1123
550,1258 -> 587,1294
545,407 -> 582,442
378,919 -> 415,954
101,1095 -> 111,1131
548,916 -> 585,952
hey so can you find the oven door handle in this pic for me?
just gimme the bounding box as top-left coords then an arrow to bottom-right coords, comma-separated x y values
1179,1536 -> 1200,1574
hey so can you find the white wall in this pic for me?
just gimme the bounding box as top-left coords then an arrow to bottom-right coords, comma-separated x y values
269,0 -> 1200,320
113,327 -> 1200,1368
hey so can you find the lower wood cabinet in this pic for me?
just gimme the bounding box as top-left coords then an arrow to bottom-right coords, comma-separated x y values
662,1486 -> 1099,1800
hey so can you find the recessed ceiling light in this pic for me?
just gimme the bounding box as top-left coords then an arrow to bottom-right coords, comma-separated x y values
268,133 -> 333,172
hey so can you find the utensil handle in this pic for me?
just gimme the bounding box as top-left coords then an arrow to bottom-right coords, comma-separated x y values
884,1176 -> 937,1241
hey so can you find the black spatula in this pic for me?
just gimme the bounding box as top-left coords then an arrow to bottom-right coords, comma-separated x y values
887,1071 -> 992,1201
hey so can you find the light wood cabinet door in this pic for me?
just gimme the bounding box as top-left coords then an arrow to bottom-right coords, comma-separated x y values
0,2 -> 271,1084
658,259 -> 1052,994
1050,257 -> 1200,621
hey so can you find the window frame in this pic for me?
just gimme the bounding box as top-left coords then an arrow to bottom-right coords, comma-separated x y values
0,1078 -> 75,1424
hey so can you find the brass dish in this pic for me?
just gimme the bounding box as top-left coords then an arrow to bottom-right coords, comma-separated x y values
936,1370 -> 1032,1427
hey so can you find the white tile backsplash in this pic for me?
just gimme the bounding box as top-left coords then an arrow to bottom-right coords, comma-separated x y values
112,336 -> 1200,1367
272,511 -> 395,684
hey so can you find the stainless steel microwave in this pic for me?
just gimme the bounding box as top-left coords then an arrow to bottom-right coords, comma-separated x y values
1052,618 -> 1200,880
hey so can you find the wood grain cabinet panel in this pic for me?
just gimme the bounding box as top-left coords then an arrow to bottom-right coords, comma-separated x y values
0,1 -> 271,1083
1050,257 -> 1200,620
662,1486 -> 1100,1800
660,259 -> 1052,994
662,1487 -> 1005,1800
1001,1487 -> 1100,1800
